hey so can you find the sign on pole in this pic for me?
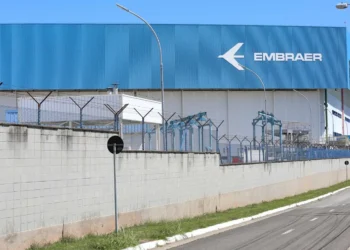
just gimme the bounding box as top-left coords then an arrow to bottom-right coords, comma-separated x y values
107,135 -> 124,154
107,135 -> 124,232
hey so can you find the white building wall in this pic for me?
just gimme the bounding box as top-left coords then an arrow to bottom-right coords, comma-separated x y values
135,90 -> 325,142
273,91 -> 323,140
327,89 -> 350,137
327,90 -> 343,136
344,89 -> 350,135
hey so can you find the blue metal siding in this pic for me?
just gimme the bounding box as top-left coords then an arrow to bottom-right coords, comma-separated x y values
0,24 -> 347,90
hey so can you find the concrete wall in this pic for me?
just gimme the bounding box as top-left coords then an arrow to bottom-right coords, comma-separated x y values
0,124 -> 349,250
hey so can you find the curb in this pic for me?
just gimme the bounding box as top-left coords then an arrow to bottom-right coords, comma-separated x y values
123,186 -> 350,250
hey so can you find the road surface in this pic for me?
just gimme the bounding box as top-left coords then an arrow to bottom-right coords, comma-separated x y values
170,188 -> 350,250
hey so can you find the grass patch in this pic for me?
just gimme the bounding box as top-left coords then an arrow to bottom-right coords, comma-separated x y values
30,180 -> 350,250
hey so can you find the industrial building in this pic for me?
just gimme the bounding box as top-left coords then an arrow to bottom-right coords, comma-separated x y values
0,24 -> 348,151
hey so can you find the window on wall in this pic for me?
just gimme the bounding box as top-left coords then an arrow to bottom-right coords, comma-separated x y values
332,110 -> 341,118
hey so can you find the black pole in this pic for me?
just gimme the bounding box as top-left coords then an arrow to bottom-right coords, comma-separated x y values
38,103 -> 41,125
325,90 -> 328,143
141,117 -> 145,150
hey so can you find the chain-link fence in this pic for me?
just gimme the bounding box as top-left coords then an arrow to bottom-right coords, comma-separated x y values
0,92 -> 222,153
1,91 -> 350,164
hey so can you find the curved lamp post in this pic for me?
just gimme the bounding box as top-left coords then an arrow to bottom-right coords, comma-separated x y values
239,64 -> 267,117
336,2 -> 349,136
293,89 -> 313,142
116,3 -> 166,149
239,63 -> 268,160
318,103 -> 334,141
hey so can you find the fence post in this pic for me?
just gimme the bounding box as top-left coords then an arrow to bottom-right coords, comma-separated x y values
171,129 -> 175,151
148,131 -> 152,150
224,135 -> 236,164
211,120 -> 224,153
105,104 -> 129,132
158,112 -> 176,151
212,134 -> 226,164
189,127 -> 193,151
198,126 -> 202,152
27,92 -> 52,126
69,97 -> 95,129
201,119 -> 212,152
209,122 -> 212,150
241,137 -> 252,163
135,108 -> 153,151
176,115 -> 196,152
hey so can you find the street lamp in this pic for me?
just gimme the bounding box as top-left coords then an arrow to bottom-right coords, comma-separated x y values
239,64 -> 268,159
335,3 -> 349,137
116,3 -> 166,150
336,2 -> 349,9
293,89 -> 313,143
318,103 -> 335,141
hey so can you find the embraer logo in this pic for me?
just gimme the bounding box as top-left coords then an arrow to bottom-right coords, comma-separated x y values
218,43 -> 245,70
218,43 -> 323,71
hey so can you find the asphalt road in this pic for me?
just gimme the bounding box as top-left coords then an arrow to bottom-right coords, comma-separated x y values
170,189 -> 350,250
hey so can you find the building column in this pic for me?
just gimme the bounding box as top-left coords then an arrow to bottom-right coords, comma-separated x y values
342,89 -> 345,135
155,124 -> 161,150
181,90 -> 184,117
226,90 -> 230,136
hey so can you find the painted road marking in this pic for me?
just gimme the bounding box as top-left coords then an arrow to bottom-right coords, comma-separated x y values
282,229 -> 294,235
330,209 -> 335,212
310,217 -> 318,222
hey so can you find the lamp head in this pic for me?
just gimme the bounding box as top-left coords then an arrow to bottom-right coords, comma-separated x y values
116,3 -> 129,12
336,2 -> 348,9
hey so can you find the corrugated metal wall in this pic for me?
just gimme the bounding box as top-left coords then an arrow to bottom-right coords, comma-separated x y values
0,24 -> 347,90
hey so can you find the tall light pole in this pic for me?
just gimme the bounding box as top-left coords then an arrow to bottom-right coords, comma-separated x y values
318,103 -> 335,141
293,89 -> 313,143
239,64 -> 268,159
116,3 -> 166,150
336,2 -> 348,136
